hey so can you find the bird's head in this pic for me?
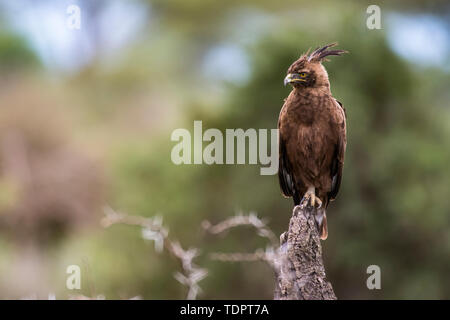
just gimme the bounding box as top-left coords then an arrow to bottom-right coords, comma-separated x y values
284,43 -> 347,90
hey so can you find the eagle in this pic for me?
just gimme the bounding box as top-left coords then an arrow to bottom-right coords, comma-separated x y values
278,43 -> 347,240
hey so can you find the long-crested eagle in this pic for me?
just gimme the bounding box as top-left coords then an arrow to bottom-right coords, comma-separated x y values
278,43 -> 347,240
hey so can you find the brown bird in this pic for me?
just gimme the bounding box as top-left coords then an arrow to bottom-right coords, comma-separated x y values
278,43 -> 347,240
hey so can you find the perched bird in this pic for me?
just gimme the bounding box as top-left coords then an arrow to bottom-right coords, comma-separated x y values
278,43 -> 347,240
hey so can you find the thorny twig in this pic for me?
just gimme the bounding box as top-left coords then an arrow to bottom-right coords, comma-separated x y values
68,294 -> 141,300
202,212 -> 279,269
20,293 -> 141,300
102,209 -> 280,298
202,212 -> 278,246
101,206 -> 207,300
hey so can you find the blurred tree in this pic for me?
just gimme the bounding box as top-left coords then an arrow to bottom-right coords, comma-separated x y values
0,32 -> 39,71
0,0 -> 449,300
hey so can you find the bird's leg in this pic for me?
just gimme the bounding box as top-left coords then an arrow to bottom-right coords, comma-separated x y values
300,186 -> 322,209
300,186 -> 314,209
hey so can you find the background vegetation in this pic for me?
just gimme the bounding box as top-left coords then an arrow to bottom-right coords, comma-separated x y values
0,0 -> 449,299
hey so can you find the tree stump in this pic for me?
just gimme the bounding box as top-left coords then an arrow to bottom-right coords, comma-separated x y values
274,205 -> 336,300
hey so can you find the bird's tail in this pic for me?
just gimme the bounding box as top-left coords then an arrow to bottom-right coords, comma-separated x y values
315,208 -> 328,240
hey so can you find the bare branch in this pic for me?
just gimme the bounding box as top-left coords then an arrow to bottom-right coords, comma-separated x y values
101,206 -> 207,300
209,246 -> 278,267
202,212 -> 278,247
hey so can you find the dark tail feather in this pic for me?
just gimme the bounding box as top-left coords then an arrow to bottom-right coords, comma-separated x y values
293,191 -> 301,206
315,208 -> 328,240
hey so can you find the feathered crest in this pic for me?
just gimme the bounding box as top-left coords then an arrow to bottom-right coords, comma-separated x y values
287,43 -> 347,73
307,42 -> 347,62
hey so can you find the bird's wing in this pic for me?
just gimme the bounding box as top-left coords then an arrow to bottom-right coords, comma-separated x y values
329,99 -> 347,201
278,120 -> 294,198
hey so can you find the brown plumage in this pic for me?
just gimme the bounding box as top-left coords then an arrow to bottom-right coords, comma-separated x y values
278,43 -> 347,240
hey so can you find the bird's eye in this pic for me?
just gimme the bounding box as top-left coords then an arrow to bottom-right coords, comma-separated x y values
299,72 -> 307,77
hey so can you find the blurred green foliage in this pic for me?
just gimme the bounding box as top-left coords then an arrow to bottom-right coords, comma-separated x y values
0,0 -> 449,299
0,33 -> 39,70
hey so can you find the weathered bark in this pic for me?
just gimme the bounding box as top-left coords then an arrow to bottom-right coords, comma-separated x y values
274,205 -> 336,300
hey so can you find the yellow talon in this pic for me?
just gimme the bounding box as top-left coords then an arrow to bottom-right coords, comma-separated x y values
300,186 -> 322,209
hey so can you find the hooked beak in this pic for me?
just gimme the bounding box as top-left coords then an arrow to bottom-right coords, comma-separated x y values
284,73 -> 306,86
